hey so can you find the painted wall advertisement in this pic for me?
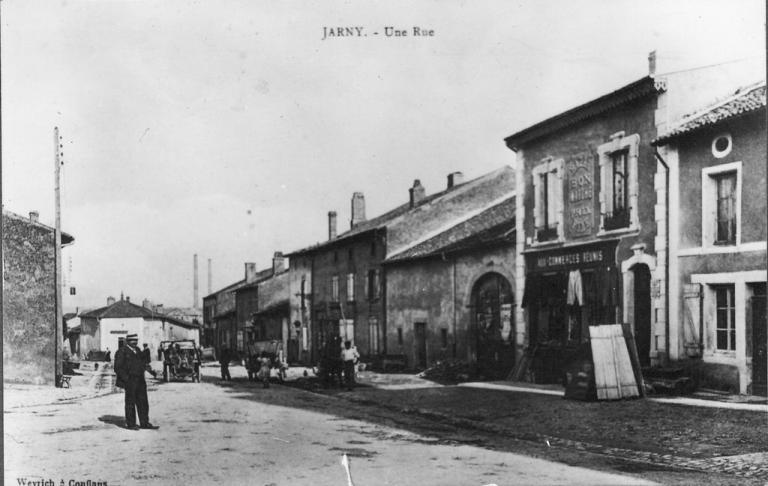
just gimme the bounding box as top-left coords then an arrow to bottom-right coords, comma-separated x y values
565,152 -> 595,238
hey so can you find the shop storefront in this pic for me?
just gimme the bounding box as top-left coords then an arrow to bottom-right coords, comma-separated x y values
521,240 -> 621,382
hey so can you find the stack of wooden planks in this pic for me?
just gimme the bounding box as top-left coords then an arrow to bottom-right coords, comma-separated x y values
589,324 -> 641,400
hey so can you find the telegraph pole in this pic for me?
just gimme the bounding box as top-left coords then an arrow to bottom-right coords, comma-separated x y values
54,127 -> 64,386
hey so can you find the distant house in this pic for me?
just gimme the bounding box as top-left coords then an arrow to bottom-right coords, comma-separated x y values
653,82 -> 767,395
2,210 -> 74,384
78,295 -> 200,360
247,258 -> 291,360
234,252 -> 287,356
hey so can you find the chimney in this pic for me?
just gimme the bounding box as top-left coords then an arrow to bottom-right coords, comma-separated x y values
207,258 -> 212,295
245,262 -> 257,283
142,298 -> 152,309
328,211 -> 338,240
648,50 -> 657,76
350,192 -> 366,228
193,254 -> 199,309
107,296 -> 116,306
272,251 -> 285,274
29,211 -> 39,223
447,172 -> 464,189
409,179 -> 426,208
126,296 -> 130,303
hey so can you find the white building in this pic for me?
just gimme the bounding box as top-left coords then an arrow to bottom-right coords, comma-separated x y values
78,296 -> 200,360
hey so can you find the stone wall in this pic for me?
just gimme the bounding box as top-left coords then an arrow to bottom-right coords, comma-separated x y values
2,213 -> 58,384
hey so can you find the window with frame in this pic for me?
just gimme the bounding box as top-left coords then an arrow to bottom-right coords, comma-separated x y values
714,172 -> 737,245
366,269 -> 381,301
533,158 -> 563,242
346,273 -> 355,302
701,162 -> 741,248
300,276 -> 307,309
604,150 -> 630,230
714,285 -> 736,351
331,275 -> 339,302
598,132 -> 639,233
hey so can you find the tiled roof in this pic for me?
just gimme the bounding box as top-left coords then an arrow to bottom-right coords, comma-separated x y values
80,300 -> 199,328
386,196 -> 515,263
654,81 -> 766,144
505,76 -> 665,150
204,278 -> 249,300
286,166 -> 514,256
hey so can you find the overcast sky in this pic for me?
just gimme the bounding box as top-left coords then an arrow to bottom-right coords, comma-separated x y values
2,0 -> 764,311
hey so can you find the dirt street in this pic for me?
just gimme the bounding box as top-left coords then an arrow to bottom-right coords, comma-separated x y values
5,371 -> 657,486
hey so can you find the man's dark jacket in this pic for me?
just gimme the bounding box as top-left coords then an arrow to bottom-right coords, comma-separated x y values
114,346 -> 147,388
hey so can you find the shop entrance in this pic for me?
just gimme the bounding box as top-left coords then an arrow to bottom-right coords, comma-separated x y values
751,283 -> 766,396
471,272 -> 514,379
632,264 -> 652,367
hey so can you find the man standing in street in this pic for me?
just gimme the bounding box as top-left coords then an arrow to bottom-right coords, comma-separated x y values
219,346 -> 232,381
114,334 -> 159,430
341,340 -> 359,391
142,343 -> 151,365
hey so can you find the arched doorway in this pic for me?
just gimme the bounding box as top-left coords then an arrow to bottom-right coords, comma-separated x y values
471,272 -> 514,378
632,264 -> 652,367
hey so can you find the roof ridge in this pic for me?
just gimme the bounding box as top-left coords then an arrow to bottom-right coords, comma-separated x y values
287,165 -> 512,255
670,80 -> 766,128
386,190 -> 515,260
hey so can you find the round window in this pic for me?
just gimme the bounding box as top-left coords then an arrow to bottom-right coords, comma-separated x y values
711,133 -> 732,158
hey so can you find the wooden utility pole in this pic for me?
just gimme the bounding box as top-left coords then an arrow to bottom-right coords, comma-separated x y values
54,127 -> 63,385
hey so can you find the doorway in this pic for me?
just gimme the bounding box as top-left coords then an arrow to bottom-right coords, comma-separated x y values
751,283 -> 766,396
414,322 -> 427,369
632,264 -> 652,367
471,272 -> 514,378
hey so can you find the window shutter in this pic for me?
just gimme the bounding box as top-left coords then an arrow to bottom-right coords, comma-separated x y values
683,284 -> 701,353
533,172 -> 542,229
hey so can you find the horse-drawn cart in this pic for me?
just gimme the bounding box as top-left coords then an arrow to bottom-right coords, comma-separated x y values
162,340 -> 201,382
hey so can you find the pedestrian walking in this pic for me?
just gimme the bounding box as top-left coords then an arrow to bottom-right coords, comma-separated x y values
113,334 -> 159,430
219,347 -> 232,381
341,340 -> 359,391
104,347 -> 111,363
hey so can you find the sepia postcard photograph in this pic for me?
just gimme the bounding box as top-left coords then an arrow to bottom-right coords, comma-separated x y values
2,1 -> 766,485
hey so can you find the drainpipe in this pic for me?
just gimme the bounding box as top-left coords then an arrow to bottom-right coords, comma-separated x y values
654,147 -> 671,365
452,257 -> 458,359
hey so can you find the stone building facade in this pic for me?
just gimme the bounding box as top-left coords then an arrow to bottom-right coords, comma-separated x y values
384,196 -> 516,376
2,210 -> 74,384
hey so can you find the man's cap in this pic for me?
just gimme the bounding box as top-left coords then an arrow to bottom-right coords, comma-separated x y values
126,333 -> 139,342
